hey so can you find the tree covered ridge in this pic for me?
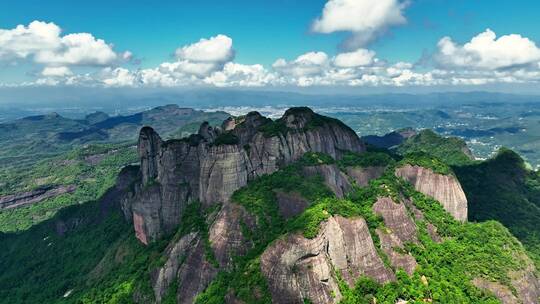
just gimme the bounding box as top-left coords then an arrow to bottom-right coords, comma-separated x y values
397,129 -> 540,268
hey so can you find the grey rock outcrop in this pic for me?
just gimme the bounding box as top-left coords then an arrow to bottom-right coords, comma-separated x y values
151,232 -> 218,304
260,216 -> 394,304
152,232 -> 199,302
402,198 -> 442,242
508,259 -> 540,304
473,255 -> 540,304
472,278 -> 519,304
275,190 -> 310,219
345,166 -> 386,187
302,164 -> 352,198
395,165 -> 468,222
208,203 -> 255,268
122,107 -> 366,244
373,197 -> 418,275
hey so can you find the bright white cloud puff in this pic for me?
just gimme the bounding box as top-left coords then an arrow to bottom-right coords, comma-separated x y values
435,29 -> 540,70
0,21 -> 127,67
312,0 -> 409,49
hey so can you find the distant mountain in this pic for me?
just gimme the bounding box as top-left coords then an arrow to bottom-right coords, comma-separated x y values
361,127 -> 417,149
0,105 -> 229,169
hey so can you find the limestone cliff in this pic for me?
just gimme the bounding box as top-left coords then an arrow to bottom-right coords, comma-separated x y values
122,107 -> 365,244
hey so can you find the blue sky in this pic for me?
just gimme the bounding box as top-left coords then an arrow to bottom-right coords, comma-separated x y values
1,0 -> 540,90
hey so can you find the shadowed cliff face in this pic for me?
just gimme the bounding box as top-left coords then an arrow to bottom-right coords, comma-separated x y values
122,107 -> 366,244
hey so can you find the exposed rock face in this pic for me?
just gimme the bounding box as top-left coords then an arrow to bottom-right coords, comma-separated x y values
208,203 -> 255,268
275,191 -> 310,219
152,232 -> 198,302
395,165 -> 468,222
472,254 -> 540,304
402,198 -> 442,242
472,278 -> 518,304
260,216 -> 394,304
122,107 -> 366,243
151,232 -> 218,304
0,185 -> 76,210
175,239 -> 218,304
508,260 -> 540,304
346,166 -> 386,187
373,197 -> 418,275
303,165 -> 351,198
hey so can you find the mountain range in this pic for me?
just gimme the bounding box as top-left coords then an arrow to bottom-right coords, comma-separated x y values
1,107 -> 539,304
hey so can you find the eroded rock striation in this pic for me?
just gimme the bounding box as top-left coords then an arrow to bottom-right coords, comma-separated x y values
121,107 -> 366,244
395,164 -> 468,222
260,216 -> 394,304
373,197 -> 418,275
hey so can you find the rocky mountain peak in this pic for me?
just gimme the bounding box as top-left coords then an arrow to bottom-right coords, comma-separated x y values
197,121 -> 220,142
138,126 -> 163,185
282,106 -> 316,129
122,107 -> 366,244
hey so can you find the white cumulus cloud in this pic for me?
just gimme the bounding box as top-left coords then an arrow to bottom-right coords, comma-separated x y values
333,49 -> 376,67
204,62 -> 277,87
312,0 -> 409,49
0,21 -> 126,67
273,51 -> 329,77
435,29 -> 540,70
175,34 -> 234,63
41,66 -> 72,77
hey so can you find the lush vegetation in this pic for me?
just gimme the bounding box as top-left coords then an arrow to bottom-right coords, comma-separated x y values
396,129 -> 540,267
0,143 -> 138,232
0,196 -> 172,304
195,154 -> 337,303
455,148 -> 540,267
397,129 -> 474,166
257,107 -> 354,138
398,151 -> 454,175
212,132 -> 240,146
338,151 -> 396,169
195,151 -> 530,303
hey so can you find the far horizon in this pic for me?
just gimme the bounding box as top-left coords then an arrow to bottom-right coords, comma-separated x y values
2,0 -> 540,100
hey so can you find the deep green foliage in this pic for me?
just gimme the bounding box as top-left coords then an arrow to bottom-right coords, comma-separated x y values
0,198 -> 171,304
213,132 -> 240,146
455,148 -> 540,267
399,151 -> 454,175
1,130 -> 538,304
257,119 -> 289,137
338,151 -> 396,169
257,107 -> 354,138
397,129 -> 474,166
196,154 -> 336,303
335,169 -> 524,303
176,201 -> 219,267
298,152 -> 336,166
0,143 -> 138,232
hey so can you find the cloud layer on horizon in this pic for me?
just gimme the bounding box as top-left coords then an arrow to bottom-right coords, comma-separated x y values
1,18 -> 540,89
